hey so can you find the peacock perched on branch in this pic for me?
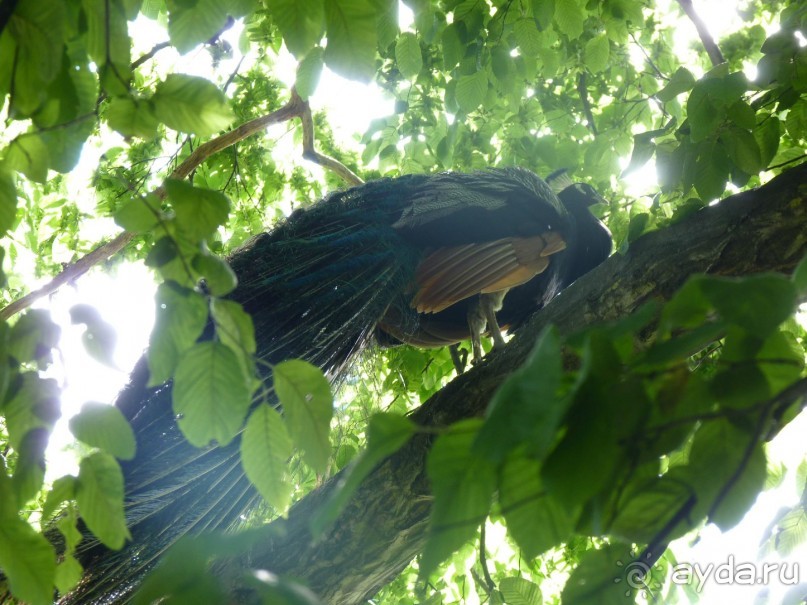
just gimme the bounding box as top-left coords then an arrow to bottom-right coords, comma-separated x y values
65,167 -> 612,603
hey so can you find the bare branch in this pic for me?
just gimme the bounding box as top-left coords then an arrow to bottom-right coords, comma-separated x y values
295,89 -> 364,186
676,0 -> 726,67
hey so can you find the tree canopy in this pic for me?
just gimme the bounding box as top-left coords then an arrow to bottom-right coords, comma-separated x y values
0,0 -> 806,604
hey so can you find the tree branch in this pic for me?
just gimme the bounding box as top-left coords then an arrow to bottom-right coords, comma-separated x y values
0,90 -> 361,321
676,0 -> 726,67
221,162 -> 807,604
577,72 -> 598,136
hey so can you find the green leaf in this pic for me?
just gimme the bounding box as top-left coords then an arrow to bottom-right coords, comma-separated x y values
147,282 -> 209,386
656,67 -> 695,103
499,577 -> 542,605
8,308 -> 60,364
310,412 -> 415,535
69,402 -> 136,460
755,330 -> 804,394
295,47 -> 325,100
727,99 -> 756,130
584,34 -> 609,73
785,98 -> 807,141
693,140 -> 728,201
687,83 -> 722,142
10,428 -> 46,508
3,375 -> 60,450
609,477 -> 694,543
395,32 -> 422,79
274,360 -> 334,474
144,236 -> 179,269
499,454 -> 575,558
106,96 -> 160,139
531,0 -> 555,29
55,510 -> 83,554
168,0 -> 229,54
324,0 -> 379,81
5,0 -> 65,116
69,303 -> 118,367
267,0 -> 324,57
152,74 -> 234,136
700,274 -> 797,338
77,451 -> 131,550
554,0 -> 585,40
0,169 -> 17,236
41,475 -> 77,523
83,0 -> 132,95
771,508 -> 807,556
210,299 -> 256,356
240,404 -> 294,512
113,194 -> 161,232
55,555 -> 83,595
687,420 -> 767,530
132,535 -> 227,605
4,133 -> 50,183
192,252 -> 238,296
421,419 -> 495,578
722,126 -> 762,174
173,341 -> 253,446
561,544 -> 637,605
541,332 -> 630,507
754,115 -> 780,167
0,510 -> 56,605
165,179 -> 231,241
441,23 -> 463,70
455,70 -> 488,113
514,19 -> 542,56
792,253 -> 807,298
474,326 -> 566,463
627,212 -> 649,243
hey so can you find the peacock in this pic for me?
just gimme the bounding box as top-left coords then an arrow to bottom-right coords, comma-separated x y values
63,167 -> 612,603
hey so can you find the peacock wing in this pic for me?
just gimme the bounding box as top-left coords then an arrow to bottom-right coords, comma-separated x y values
411,231 -> 566,313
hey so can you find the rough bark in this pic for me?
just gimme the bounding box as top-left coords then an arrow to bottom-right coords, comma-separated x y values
228,163 -> 807,604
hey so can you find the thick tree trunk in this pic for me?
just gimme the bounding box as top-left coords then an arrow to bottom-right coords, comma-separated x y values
221,163 -> 807,604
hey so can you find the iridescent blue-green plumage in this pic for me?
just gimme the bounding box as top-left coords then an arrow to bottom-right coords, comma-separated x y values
65,168 -> 611,603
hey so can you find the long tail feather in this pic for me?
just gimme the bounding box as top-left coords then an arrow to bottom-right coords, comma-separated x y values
64,177 -> 427,603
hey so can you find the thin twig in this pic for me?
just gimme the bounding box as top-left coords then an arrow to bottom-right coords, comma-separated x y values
577,73 -> 598,136
1,89 -> 363,320
629,32 -> 666,80
478,522 -> 496,594
675,0 -> 725,67
131,41 -> 171,70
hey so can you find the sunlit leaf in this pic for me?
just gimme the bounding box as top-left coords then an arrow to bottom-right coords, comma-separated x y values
274,360 -> 333,473
241,404 -> 294,512
69,402 -> 136,460
77,452 -> 132,550
173,341 -> 253,446
152,74 -> 234,136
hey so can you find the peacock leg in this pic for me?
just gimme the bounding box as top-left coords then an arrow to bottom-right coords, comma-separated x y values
467,301 -> 487,363
467,291 -> 508,363
480,291 -> 508,349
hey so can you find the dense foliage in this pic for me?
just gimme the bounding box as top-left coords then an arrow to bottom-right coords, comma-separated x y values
0,0 -> 806,603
